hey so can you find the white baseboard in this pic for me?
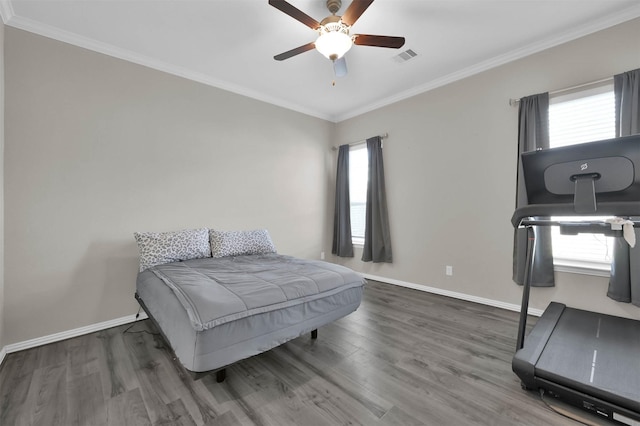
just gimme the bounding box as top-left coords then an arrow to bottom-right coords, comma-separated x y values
0,311 -> 148,366
362,273 -> 545,317
0,346 -> 6,368
0,275 -> 539,368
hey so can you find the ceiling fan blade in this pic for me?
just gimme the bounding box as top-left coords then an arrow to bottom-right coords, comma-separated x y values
341,0 -> 374,26
274,42 -> 316,61
333,57 -> 348,77
354,34 -> 405,49
268,0 -> 321,30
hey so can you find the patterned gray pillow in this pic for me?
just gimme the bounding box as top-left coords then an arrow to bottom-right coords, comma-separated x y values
210,229 -> 277,258
134,228 -> 212,272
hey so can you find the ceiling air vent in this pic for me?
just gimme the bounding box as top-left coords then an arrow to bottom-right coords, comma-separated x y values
393,49 -> 417,63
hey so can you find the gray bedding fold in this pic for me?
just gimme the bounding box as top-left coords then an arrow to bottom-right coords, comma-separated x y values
142,254 -> 366,331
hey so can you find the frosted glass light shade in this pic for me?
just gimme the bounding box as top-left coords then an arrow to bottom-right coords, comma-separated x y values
315,31 -> 353,61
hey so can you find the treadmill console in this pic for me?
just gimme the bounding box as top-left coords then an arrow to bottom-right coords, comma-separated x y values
521,133 -> 640,214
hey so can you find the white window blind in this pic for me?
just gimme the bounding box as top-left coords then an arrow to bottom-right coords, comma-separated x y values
349,144 -> 368,245
549,85 -> 615,147
548,83 -> 616,272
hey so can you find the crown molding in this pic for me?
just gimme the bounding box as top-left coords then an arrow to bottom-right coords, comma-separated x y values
3,13 -> 334,122
335,3 -> 640,122
2,1 -> 639,123
0,0 -> 14,24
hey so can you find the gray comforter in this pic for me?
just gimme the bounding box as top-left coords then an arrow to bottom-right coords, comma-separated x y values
145,254 -> 366,331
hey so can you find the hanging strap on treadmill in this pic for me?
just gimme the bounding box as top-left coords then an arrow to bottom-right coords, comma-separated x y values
605,217 -> 636,247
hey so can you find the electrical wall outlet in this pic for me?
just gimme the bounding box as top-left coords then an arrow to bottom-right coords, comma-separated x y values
320,251 -> 325,260
446,265 -> 453,276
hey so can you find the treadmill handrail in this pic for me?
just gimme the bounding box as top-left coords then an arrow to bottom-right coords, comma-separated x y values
516,219 -> 640,237
511,201 -> 640,227
514,219 -> 639,350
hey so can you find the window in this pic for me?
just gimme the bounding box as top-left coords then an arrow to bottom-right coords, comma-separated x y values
548,82 -> 615,273
349,144 -> 368,245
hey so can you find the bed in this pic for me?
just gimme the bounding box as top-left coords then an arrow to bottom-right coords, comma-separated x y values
133,228 -> 365,381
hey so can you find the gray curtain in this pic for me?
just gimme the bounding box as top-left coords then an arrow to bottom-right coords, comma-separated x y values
362,136 -> 392,263
332,144 -> 354,257
513,93 -> 555,286
608,68 -> 640,306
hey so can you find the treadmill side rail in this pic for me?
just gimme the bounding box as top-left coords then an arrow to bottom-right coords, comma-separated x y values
513,302 -> 566,389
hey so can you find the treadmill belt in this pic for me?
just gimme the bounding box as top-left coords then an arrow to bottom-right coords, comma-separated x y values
535,308 -> 640,412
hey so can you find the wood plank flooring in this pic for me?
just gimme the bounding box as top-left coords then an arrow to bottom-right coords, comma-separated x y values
0,281 -> 609,425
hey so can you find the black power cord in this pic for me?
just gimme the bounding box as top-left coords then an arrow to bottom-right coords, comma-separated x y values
122,307 -> 159,336
539,389 -> 604,426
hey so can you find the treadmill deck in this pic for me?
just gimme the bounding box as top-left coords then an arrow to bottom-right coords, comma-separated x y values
534,306 -> 640,412
513,302 -> 640,421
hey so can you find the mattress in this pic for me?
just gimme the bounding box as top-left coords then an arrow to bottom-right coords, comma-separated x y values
136,254 -> 365,372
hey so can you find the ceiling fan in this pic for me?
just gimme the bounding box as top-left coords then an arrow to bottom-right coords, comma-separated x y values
269,0 -> 405,77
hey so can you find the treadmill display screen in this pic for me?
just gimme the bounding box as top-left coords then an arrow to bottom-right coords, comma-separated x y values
521,133 -> 640,210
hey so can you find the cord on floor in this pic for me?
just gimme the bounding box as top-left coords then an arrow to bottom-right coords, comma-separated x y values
122,307 -> 159,336
539,389 -> 602,426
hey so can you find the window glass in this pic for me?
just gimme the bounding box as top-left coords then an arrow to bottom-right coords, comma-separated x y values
548,83 -> 615,271
349,145 -> 368,245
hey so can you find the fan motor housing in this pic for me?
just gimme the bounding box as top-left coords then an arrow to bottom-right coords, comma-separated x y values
320,15 -> 347,29
326,0 -> 342,14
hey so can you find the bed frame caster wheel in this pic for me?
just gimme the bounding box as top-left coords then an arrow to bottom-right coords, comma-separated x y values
216,369 -> 226,383
521,382 -> 531,391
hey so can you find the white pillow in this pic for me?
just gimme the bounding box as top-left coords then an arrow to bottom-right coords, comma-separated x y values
210,229 -> 277,258
134,228 -> 211,272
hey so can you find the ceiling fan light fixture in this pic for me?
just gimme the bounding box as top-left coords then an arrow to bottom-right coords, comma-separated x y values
315,24 -> 353,61
270,0 -> 405,66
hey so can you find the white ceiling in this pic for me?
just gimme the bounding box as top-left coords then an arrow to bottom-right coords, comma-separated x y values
2,0 -> 640,122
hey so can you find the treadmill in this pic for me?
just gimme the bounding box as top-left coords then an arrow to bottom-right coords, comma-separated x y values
512,134 -> 640,425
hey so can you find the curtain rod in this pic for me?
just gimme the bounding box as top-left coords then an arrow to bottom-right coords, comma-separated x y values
509,76 -> 613,107
332,133 -> 388,151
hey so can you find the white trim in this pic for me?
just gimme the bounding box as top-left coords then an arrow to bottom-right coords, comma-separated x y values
0,0 -> 14,25
2,2 -> 639,123
1,311 -> 148,360
554,261 -> 610,278
362,273 -> 544,317
550,79 -> 614,103
3,15 -> 333,122
0,274 -> 545,367
336,3 -> 640,122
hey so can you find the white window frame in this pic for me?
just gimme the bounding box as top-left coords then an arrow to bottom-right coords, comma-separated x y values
548,81 -> 615,276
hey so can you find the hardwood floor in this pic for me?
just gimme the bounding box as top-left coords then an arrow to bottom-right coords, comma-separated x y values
0,281 -> 607,425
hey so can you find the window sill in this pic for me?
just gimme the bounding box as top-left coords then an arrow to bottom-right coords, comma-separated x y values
554,260 -> 610,277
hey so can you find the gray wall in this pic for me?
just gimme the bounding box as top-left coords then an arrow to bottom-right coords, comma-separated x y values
3,18 -> 640,347
332,18 -> 640,320
0,20 -> 5,349
4,28 -> 334,345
